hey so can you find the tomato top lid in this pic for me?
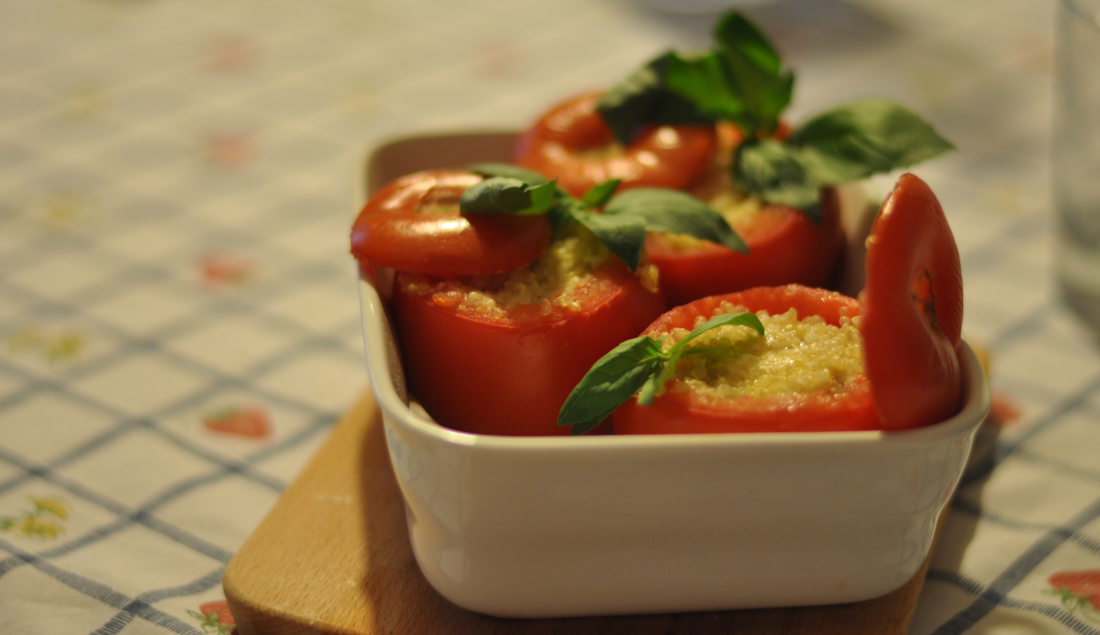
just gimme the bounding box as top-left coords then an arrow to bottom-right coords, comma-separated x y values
861,172 -> 964,429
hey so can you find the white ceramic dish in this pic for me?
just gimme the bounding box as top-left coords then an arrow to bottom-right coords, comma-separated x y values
355,132 -> 991,618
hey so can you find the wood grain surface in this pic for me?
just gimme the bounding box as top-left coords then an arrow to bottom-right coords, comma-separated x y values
223,389 -> 938,635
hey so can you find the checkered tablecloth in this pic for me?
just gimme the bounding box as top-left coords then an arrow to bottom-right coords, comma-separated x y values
1,0 -> 1098,633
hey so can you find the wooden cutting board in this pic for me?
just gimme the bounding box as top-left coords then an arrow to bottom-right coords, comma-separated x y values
222,389 -> 940,635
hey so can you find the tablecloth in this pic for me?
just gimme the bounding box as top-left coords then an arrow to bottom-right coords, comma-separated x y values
1,0 -> 1098,633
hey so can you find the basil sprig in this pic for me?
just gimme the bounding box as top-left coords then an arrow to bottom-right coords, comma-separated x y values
557,312 -> 765,435
734,98 -> 956,214
595,10 -> 953,215
597,12 -> 790,145
463,162 -> 746,271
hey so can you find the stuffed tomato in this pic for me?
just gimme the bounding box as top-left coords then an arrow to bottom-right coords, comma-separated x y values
516,94 -> 844,306
559,173 -> 964,435
646,132 -> 845,305
393,224 -> 665,436
514,92 -> 717,198
351,167 -> 677,437
612,285 -> 879,434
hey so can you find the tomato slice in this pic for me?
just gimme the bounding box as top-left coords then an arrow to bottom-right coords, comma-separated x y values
861,173 -> 963,429
394,261 -> 666,436
613,285 -> 881,434
645,186 -> 844,305
350,169 -> 552,277
514,92 -> 717,198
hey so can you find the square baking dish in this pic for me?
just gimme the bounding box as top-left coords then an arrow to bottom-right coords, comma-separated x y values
355,132 -> 991,618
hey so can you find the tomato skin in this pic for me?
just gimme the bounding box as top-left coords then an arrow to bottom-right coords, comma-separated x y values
350,169 -> 552,278
514,92 -> 717,198
862,173 -> 963,430
645,187 -> 844,306
613,286 -> 881,435
393,262 -> 667,436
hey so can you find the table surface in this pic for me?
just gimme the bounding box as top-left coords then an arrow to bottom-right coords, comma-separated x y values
1,1 -> 1098,634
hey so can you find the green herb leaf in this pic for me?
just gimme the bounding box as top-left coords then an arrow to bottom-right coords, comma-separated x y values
786,97 -> 956,182
468,162 -> 551,186
603,188 -> 747,253
524,180 -> 559,215
558,336 -> 666,435
661,51 -> 746,122
597,52 -> 716,146
572,210 -> 648,270
733,98 -> 954,213
712,11 -> 792,137
596,55 -> 665,147
582,179 -> 622,208
732,138 -> 821,218
559,312 -> 764,434
674,311 -> 766,351
597,12 -> 792,143
547,202 -> 578,231
459,177 -> 557,215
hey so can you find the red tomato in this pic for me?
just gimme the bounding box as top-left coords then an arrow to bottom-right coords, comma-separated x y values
613,285 -> 881,434
645,186 -> 844,306
394,261 -> 666,436
350,169 -> 552,278
514,92 -> 717,198
643,119 -> 841,305
861,173 -> 963,429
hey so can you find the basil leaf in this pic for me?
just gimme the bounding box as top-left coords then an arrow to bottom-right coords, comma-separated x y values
598,12 -> 792,142
467,162 -> 551,186
573,211 -> 648,270
459,177 -> 556,215
672,311 -> 765,353
604,188 -> 748,253
557,336 -> 666,435
714,12 -> 783,76
787,97 -> 956,183
662,51 -> 746,122
547,202 -> 578,231
733,138 -> 822,218
713,11 -> 793,136
636,370 -> 666,406
582,179 -> 621,209
597,52 -> 715,146
596,56 -> 665,146
733,98 -> 954,214
524,180 -> 558,215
